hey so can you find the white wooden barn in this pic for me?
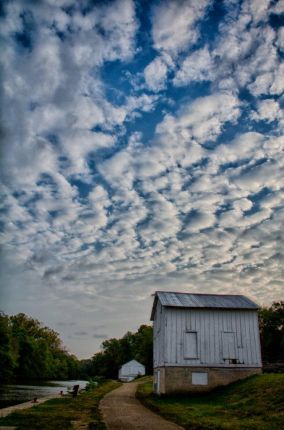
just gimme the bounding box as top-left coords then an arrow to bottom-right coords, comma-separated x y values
151,291 -> 262,394
118,359 -> 145,382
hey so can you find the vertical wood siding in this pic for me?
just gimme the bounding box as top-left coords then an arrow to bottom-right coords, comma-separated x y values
154,305 -> 262,367
153,301 -> 166,367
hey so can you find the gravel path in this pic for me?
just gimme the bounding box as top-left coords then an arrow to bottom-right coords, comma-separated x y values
100,382 -> 184,430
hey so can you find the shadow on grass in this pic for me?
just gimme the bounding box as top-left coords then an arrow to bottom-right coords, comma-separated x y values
136,374 -> 284,430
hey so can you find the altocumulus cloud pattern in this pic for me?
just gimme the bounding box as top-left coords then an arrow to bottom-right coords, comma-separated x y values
0,0 -> 283,356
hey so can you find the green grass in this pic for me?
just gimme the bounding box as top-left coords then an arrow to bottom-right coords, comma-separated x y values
136,374 -> 284,430
0,380 -> 120,430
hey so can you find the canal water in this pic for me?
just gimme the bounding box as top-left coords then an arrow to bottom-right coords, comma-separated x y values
0,380 -> 88,409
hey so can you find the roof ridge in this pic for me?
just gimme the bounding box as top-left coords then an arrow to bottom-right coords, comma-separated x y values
150,291 -> 259,320
156,291 -> 247,297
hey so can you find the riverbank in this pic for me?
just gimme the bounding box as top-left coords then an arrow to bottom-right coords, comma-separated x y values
0,394 -> 60,418
0,380 -> 88,409
0,380 -> 120,430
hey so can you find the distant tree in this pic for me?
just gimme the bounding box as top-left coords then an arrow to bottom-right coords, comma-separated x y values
259,301 -> 284,363
99,338 -> 125,378
79,358 -> 93,379
90,325 -> 153,379
92,351 -> 110,378
120,331 -> 135,363
65,353 -> 81,379
133,325 -> 153,374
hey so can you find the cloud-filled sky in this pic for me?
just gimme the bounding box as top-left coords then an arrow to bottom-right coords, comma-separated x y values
1,0 -> 284,358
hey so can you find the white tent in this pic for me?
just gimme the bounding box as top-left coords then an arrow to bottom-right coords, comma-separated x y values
118,359 -> 145,382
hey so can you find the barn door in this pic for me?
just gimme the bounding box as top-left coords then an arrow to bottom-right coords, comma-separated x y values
222,332 -> 237,359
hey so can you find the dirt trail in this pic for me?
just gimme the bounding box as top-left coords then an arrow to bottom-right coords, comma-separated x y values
100,382 -> 184,430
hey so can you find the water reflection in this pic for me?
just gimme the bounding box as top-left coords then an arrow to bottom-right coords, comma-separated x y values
0,380 -> 88,409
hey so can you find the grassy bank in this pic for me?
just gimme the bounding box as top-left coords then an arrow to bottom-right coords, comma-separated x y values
0,380 -> 120,430
137,374 -> 284,430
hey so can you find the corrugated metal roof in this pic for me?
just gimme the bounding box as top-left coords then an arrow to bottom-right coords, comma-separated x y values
150,291 -> 259,320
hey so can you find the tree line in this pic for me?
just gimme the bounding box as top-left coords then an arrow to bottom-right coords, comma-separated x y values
0,312 -> 80,383
0,311 -> 153,383
1,301 -> 283,383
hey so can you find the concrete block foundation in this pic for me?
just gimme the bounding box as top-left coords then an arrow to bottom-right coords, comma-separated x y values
154,366 -> 262,394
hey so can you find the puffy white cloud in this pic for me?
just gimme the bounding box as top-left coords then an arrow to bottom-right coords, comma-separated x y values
126,94 -> 159,113
233,198 -> 253,212
173,46 -> 214,86
99,149 -> 134,188
243,0 -> 271,24
151,0 -> 210,55
138,193 -> 181,244
61,131 -> 114,176
212,132 -> 266,166
157,93 -> 241,143
231,160 -> 284,194
251,99 -> 282,123
248,64 -> 284,97
222,206 -> 273,233
144,56 -> 168,91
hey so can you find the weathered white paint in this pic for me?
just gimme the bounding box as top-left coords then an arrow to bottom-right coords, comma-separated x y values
153,300 -> 166,368
118,359 -> 145,382
154,307 -> 262,368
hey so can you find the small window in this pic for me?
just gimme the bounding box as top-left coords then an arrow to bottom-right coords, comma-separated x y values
192,372 -> 208,385
184,331 -> 198,359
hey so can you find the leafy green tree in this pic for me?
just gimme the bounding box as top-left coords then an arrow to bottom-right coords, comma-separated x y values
0,312 -> 17,382
79,358 -> 94,379
10,313 -> 62,379
66,354 -> 80,379
133,325 -> 153,374
99,338 -> 124,378
92,351 -> 110,378
0,312 -> 81,382
259,301 -> 284,363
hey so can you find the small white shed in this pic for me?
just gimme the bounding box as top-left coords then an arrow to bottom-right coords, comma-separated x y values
118,359 -> 145,382
151,291 -> 262,394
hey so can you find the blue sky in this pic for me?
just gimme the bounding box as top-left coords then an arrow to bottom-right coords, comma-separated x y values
0,0 -> 284,358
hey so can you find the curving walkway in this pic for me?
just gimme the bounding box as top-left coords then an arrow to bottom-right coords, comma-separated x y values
100,382 -> 184,430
